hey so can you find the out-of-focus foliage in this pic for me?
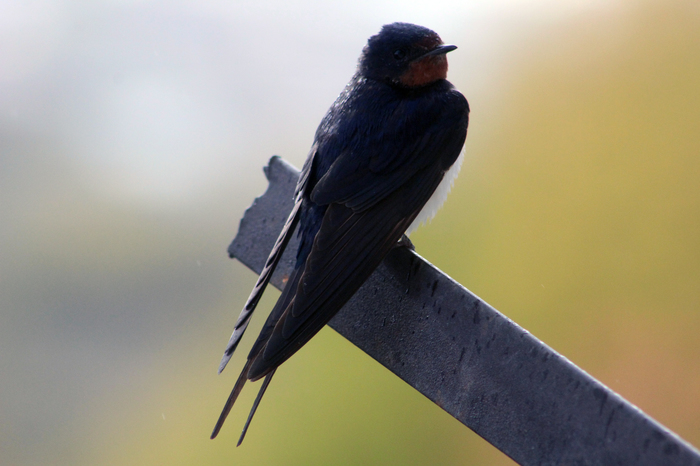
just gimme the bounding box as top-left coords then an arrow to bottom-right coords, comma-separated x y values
1,1 -> 698,465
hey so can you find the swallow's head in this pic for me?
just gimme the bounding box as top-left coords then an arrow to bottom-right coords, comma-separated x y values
359,22 -> 457,88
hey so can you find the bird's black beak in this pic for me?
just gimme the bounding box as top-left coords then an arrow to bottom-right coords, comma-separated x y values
421,44 -> 457,59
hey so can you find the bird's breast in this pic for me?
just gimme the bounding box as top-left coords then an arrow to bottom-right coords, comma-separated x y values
406,149 -> 464,235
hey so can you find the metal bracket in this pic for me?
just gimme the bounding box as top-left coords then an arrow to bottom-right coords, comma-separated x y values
228,156 -> 700,466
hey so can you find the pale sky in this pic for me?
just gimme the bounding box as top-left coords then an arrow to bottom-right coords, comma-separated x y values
1,0 -> 623,207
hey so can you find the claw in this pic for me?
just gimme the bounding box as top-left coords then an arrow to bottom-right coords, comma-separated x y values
396,234 -> 415,250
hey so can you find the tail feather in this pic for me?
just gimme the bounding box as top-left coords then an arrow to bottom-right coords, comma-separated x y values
210,359 -> 253,439
237,369 -> 276,446
218,200 -> 302,374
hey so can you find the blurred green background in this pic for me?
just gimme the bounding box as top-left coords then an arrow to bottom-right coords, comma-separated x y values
1,0 -> 699,464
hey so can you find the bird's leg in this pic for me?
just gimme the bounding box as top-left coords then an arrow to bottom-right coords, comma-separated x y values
395,234 -> 415,250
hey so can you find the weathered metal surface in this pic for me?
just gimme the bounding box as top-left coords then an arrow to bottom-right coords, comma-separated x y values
227,156 -> 700,466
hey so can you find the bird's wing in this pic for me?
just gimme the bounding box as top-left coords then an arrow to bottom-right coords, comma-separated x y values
247,161 -> 446,380
216,83 -> 468,437
245,86 -> 469,380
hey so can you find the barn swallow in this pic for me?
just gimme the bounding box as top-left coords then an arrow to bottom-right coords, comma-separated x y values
211,22 -> 469,444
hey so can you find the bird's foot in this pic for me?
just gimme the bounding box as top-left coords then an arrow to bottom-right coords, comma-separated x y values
395,234 -> 415,250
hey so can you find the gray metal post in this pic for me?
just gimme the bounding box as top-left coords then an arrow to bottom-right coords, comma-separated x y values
227,156 -> 700,466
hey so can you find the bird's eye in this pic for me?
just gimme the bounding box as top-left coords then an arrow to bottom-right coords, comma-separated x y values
393,49 -> 406,60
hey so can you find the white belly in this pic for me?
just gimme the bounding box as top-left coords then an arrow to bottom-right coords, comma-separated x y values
406,149 -> 464,235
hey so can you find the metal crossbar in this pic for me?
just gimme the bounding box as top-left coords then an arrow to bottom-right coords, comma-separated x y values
227,156 -> 700,466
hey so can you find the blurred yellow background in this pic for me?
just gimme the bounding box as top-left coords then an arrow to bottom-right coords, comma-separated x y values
1,0 -> 698,464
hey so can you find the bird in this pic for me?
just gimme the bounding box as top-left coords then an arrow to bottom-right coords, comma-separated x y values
211,22 -> 469,445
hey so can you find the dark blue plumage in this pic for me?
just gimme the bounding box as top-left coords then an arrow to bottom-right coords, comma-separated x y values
212,22 -> 469,444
